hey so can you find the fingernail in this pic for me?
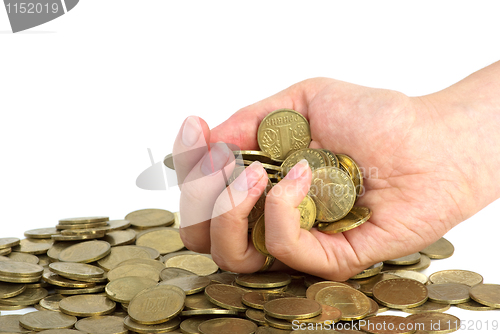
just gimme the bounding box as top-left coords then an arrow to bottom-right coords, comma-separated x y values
284,159 -> 309,180
233,161 -> 264,191
201,142 -> 231,176
182,116 -> 202,147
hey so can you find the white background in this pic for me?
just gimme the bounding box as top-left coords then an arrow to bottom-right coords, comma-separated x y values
1,0 -> 499,330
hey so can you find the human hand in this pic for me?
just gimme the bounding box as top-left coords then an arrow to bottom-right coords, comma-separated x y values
173,77 -> 486,280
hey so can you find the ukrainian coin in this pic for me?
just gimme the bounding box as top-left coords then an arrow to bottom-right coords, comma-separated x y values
318,206 -> 372,234
0,314 -> 32,333
60,226 -> 110,236
184,293 -> 217,310
107,264 -> 160,282
309,167 -> 356,222
118,258 -> 165,272
105,219 -> 131,231
204,283 -> 247,312
382,270 -> 429,285
7,252 -> 39,264
372,278 -> 428,309
43,271 -> 96,288
242,292 -> 294,310
19,310 -> 77,331
315,285 -> 371,321
455,299 -> 496,311
160,267 -> 197,281
0,287 -> 48,305
135,228 -> 184,254
180,316 -> 212,334
0,282 -> 26,298
337,154 -> 363,196
181,309 -> 239,316
75,272 -> 108,283
319,149 -> 338,167
56,222 -> 109,230
58,240 -> 111,263
252,214 -> 270,257
359,315 -> 415,334
165,254 -> 218,276
124,315 -> 181,333
294,304 -> 342,325
55,285 -> 106,295
49,262 -> 104,280
298,195 -> 316,231
0,238 -> 21,249
365,297 -> 380,317
257,109 -> 311,162
355,273 -> 399,296
264,297 -> 321,320
163,153 -> 175,170
207,272 -> 237,285
0,273 -> 42,283
128,285 -> 185,324
285,278 -> 307,298
234,150 -> 277,165
427,283 -> 470,304
0,261 -> 43,277
198,318 -> 257,334
24,228 -> 58,239
134,246 -> 160,260
47,241 -> 78,262
0,247 -> 11,256
402,301 -> 451,314
102,230 -> 136,247
13,238 -> 53,255
39,294 -> 65,312
382,255 -> 431,272
384,253 -> 421,265
469,283 -> 500,308
281,148 -> 328,176
0,303 -> 28,310
305,281 -> 356,300
105,276 -> 157,303
125,209 -> 175,229
236,272 -> 291,289
74,316 -> 127,334
406,312 -> 460,333
59,295 -> 116,317
59,217 -> 109,224
419,238 -> 454,259
97,245 -> 152,271
264,314 -> 293,330
53,233 -> 106,241
350,262 -> 383,279
159,275 -> 210,295
429,270 -> 483,287
246,309 -> 266,325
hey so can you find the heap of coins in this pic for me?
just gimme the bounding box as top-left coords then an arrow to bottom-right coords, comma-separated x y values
0,214 -> 500,334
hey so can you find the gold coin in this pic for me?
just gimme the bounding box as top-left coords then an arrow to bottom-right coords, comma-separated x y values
58,240 -> 111,263
198,318 -> 257,334
184,293 -> 218,310
60,226 -> 111,235
160,267 -> 197,281
298,195 -> 316,231
372,278 -> 428,309
246,308 -> 267,325
105,276 -> 157,303
285,278 -> 307,298
43,271 -> 96,288
24,227 -> 58,239
128,284 -> 185,325
317,206 -> 371,234
39,294 -> 65,312
19,310 -> 77,331
163,153 -> 175,170
107,263 -> 160,282
305,281 -> 355,300
384,252 -> 422,265
0,314 -> 32,333
0,282 -> 26,298
204,283 -> 247,312
0,273 -> 42,283
359,315 -> 415,334
365,297 -> 380,317
350,262 -> 383,279
355,273 -> 399,296
97,245 -> 152,271
0,287 -> 48,305
236,272 -> 291,289
402,300 -> 451,314
469,283 -> 500,308
0,237 -> 20,249
7,252 -> 40,264
336,154 -> 363,196
159,275 -> 210,295
59,295 -> 116,317
321,149 -> 339,168
252,214 -> 270,256
309,167 -> 356,222
0,247 -> 11,256
181,309 -> 239,316
47,241 -> 78,262
165,254 -> 218,276
242,291 -> 294,310
281,148 -> 328,176
0,261 -> 44,277
102,230 -> 136,247
52,233 -> 106,241
124,315 -> 181,333
59,216 -> 109,224
428,270 -> 483,287
34,330 -> 84,334
293,304 -> 342,325
135,228 -> 184,255
49,262 -> 104,279
264,297 -> 322,320
257,109 -> 311,162
234,150 -> 278,165
382,254 -> 431,272
419,237 -> 454,259
0,303 -> 28,310
55,222 -> 109,230
13,238 -> 54,255
406,312 -> 460,334
55,285 -> 106,295
382,270 -> 429,285
180,316 -> 212,334
315,285 -> 371,321
207,272 -> 237,285
118,258 -> 165,272
75,316 -> 127,334
125,209 -> 175,229
264,314 -> 293,330
427,283 -> 470,304
455,299 -> 496,311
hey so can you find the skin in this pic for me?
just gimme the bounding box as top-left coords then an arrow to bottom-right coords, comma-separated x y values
173,61 -> 500,280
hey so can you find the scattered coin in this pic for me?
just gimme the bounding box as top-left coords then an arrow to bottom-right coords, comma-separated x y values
355,273 -> 399,296
372,278 -> 428,309
74,315 -> 127,334
419,237 -> 454,259
24,227 -> 58,239
242,291 -> 294,310
0,314 -> 32,333
59,294 -> 116,317
305,281 -> 356,300
135,228 -> 184,254
429,269 -> 483,286
107,264 -> 160,282
382,270 -> 429,285
406,312 -> 460,333
97,245 -> 152,271
102,230 -> 137,247
251,214 -> 270,257
123,315 -> 181,333
39,294 -> 65,312
159,275 -> 210,295
264,297 -> 322,320
402,300 -> 451,314
0,287 -> 48,305
382,254 -> 431,272
455,299 -> 496,311
236,272 -> 291,289
125,209 -> 175,229
160,267 -> 197,281
384,252 -> 421,265
58,240 -> 111,263
13,238 -> 54,255
427,283 -> 470,304
469,283 -> 500,308
0,237 -> 21,249
49,262 -> 104,280
204,283 -> 248,312
59,217 -> 109,224
360,315 -> 415,334
317,206 -> 371,234
0,261 -> 44,277
315,285 -> 371,321
165,254 -> 218,276
0,281 -> 26,298
198,318 -> 257,334
128,285 -> 185,324
20,310 -> 77,331
7,252 -> 40,264
350,262 -> 383,279
179,316 -> 212,334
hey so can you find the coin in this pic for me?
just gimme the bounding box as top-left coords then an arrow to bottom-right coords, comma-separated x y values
359,315 -> 415,334
242,292 -> 295,310
58,240 -> 111,263
234,150 -> 278,165
123,315 -> 181,333
204,283 -> 247,312
427,283 -> 470,304
163,153 -> 175,170
0,261 -> 44,277
264,297 -> 321,320
251,214 -> 270,257
107,220 -> 132,231
281,148 -> 328,176
74,316 -> 127,334
0,273 -> 42,283
47,241 -> 78,262
184,293 -> 218,310
49,262 -> 104,280
165,254 -> 218,276
298,195 -> 316,231
0,282 -> 26,298
315,285 -> 371,321
0,287 -> 48,305
118,258 -> 165,272
135,228 -> 184,254
55,221 -> 109,230
39,294 -> 65,312
320,149 -> 339,168
337,154 -> 363,196
317,206 -> 372,234
59,295 -> 116,317
0,314 -> 32,333
107,264 -> 160,282
158,275 -> 210,295
125,209 -> 175,229
0,237 -> 20,249
105,276 -> 157,303
428,270 -> 483,287
246,309 -> 266,325
53,233 -> 106,241
469,283 -> 500,308
382,270 -> 429,285
198,318 -> 257,334
384,253 -> 421,265
128,284 -> 185,324
382,254 -> 431,272
285,278 -> 307,298
305,281 -> 356,300
43,271 -> 96,288
355,273 -> 399,296
181,309 -> 239,316
455,299 -> 496,311
8,252 -> 40,264
207,272 -> 237,285
350,262 -> 383,279
402,300 -> 451,314
55,285 -> 106,295
181,317 -> 214,334
24,227 -> 58,239
59,217 -> 109,224
13,238 -> 53,255
264,314 -> 293,330
160,267 -> 197,281
257,109 -> 311,162
19,310 -> 77,331
102,230 -> 136,247
372,278 -> 428,309
406,312 -> 460,333
236,272 -> 291,289
294,304 -> 342,325
37,330 -> 84,334
309,167 -> 356,222
0,247 -> 11,256
419,238 -> 454,259
97,245 -> 152,271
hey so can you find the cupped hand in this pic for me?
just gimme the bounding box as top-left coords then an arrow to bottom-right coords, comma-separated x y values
173,77 -> 475,280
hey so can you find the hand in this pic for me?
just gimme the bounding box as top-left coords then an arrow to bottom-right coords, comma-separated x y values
173,76 -> 488,280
